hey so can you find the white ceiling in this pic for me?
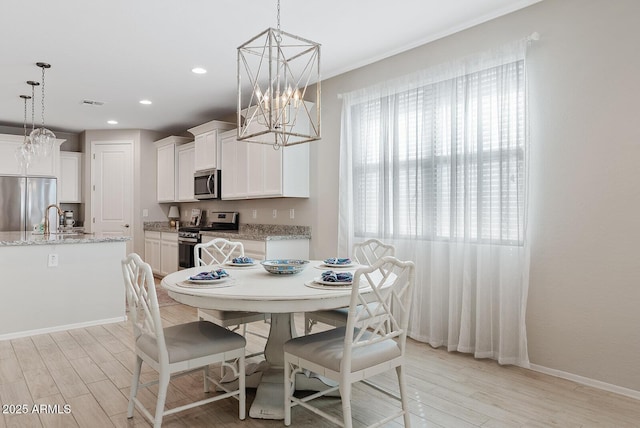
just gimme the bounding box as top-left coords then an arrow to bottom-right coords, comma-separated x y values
0,0 -> 540,135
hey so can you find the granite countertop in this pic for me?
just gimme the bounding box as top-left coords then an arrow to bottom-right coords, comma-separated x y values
143,221 -> 178,233
200,224 -> 311,241
0,231 -> 130,246
143,222 -> 311,240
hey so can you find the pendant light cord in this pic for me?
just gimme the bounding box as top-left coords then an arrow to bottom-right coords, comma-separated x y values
40,66 -> 46,127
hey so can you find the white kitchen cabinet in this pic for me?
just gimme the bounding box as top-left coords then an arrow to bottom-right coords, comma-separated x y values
187,120 -> 235,172
0,133 -> 63,176
144,231 -> 162,274
154,136 -> 192,203
160,232 -> 178,276
145,230 -> 178,276
176,142 -> 196,202
220,131 -> 309,200
221,130 -> 248,199
59,152 -> 83,203
201,235 -> 309,261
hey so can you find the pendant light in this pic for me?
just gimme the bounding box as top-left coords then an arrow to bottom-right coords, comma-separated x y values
14,94 -> 36,171
27,79 -> 40,140
237,0 -> 321,148
29,62 -> 56,157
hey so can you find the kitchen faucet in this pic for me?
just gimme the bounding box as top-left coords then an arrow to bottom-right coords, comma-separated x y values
44,204 -> 63,235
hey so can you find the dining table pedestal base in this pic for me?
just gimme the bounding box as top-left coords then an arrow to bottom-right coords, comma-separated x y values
249,313 -> 339,419
249,368 -> 339,419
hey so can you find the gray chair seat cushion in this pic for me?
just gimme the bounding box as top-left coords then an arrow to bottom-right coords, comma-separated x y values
137,321 -> 246,364
284,326 -> 401,372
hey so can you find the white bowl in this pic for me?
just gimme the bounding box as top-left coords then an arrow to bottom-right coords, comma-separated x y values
260,259 -> 309,275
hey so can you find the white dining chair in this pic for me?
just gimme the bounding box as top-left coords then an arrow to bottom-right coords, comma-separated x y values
304,238 -> 396,334
121,253 -> 246,428
284,256 -> 415,427
195,238 -> 269,351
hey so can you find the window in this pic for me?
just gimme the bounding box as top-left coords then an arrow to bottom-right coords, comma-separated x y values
349,60 -> 526,245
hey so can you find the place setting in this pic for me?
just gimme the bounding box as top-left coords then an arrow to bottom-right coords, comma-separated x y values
177,268 -> 236,288
314,257 -> 360,270
305,269 -> 367,290
223,256 -> 261,269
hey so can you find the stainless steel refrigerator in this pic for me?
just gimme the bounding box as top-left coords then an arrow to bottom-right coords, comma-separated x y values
0,175 -> 58,232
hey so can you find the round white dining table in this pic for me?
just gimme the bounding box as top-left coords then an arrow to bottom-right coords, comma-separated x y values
161,260 -> 361,420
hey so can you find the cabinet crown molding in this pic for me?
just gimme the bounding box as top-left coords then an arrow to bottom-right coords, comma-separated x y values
187,120 -> 235,137
153,136 -> 192,147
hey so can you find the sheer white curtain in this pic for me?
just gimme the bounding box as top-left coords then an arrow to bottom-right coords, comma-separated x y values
338,39 -> 531,366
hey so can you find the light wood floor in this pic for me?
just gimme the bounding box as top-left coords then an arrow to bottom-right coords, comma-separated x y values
1,299 -> 639,428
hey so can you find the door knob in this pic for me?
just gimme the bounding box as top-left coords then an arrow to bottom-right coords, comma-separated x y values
123,224 -> 130,228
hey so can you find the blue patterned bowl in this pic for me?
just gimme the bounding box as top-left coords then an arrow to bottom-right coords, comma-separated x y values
261,259 -> 309,275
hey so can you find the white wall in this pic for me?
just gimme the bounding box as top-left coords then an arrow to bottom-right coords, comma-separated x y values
311,0 -> 640,392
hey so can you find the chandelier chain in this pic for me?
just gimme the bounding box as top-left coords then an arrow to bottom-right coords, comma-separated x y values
277,0 -> 281,33
23,96 -> 28,139
30,82 -> 36,132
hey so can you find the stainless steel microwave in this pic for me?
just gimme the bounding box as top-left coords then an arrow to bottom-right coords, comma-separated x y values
194,169 -> 220,200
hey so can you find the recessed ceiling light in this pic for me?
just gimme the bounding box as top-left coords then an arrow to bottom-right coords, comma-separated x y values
139,99 -> 152,105
107,120 -> 118,125
192,67 -> 207,74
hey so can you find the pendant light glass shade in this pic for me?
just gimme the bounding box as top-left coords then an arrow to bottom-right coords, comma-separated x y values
30,127 -> 56,157
15,95 -> 36,171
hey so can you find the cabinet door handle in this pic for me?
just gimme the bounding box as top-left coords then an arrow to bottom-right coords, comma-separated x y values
123,224 -> 130,228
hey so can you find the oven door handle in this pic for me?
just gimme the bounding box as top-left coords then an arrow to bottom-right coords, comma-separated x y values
178,237 -> 199,244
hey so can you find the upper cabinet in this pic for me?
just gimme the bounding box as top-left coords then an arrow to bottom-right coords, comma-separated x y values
154,136 -> 192,203
0,134 -> 63,177
176,142 -> 196,202
59,152 -> 83,203
187,120 -> 235,172
221,129 -> 309,200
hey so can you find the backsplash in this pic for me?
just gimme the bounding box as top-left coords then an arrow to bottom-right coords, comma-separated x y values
239,223 -> 310,236
174,198 -> 312,227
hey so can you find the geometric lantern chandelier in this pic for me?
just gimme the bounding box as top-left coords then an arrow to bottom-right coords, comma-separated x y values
237,0 -> 321,148
29,62 -> 56,157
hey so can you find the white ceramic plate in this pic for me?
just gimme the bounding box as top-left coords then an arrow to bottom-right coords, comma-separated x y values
225,261 -> 256,267
322,262 -> 354,268
314,276 -> 353,286
305,280 -> 368,290
186,275 -> 230,284
178,279 -> 234,289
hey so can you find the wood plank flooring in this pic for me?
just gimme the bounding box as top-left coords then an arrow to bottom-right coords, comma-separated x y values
1,295 -> 639,427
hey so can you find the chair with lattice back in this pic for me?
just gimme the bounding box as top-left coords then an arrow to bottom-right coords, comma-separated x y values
121,253 -> 246,428
304,238 -> 395,334
284,256 -> 415,427
195,238 -> 269,350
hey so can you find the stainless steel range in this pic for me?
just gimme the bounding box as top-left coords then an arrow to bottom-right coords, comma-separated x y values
178,211 -> 239,269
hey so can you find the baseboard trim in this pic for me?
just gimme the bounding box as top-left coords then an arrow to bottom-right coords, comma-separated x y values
0,317 -> 126,341
529,363 -> 640,400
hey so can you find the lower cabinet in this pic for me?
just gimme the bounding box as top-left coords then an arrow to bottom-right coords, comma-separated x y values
144,231 -> 178,276
201,235 -> 309,261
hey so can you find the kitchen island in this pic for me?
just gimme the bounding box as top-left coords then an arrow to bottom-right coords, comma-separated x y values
0,232 -> 129,340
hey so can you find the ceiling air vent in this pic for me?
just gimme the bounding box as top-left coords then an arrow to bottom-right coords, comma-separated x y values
81,100 -> 105,106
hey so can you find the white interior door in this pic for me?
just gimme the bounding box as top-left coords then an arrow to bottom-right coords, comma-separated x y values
91,141 -> 133,254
